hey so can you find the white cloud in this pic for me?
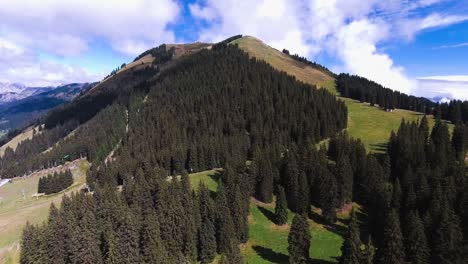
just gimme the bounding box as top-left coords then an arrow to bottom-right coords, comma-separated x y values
190,0 -> 311,56
433,42 -> 468,49
0,0 -> 180,57
0,37 -> 102,86
415,76 -> 468,100
190,0 -> 467,99
0,0 -> 181,85
398,14 -> 468,40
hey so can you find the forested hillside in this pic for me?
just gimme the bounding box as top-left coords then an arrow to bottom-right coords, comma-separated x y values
4,36 -> 467,264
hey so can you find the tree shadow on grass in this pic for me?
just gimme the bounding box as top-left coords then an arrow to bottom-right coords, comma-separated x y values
252,246 -> 338,264
209,171 -> 222,182
252,245 -> 288,263
309,258 -> 337,264
258,205 -> 277,223
309,210 -> 346,238
370,143 -> 387,152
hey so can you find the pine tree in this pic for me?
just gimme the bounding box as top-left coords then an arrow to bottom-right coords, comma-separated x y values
404,210 -> 429,264
319,171 -> 338,223
297,171 -> 310,214
140,209 -> 169,263
44,204 -> 65,264
275,185 -> 288,225
20,222 -> 44,264
419,115 -> 429,143
363,236 -> 375,264
215,183 -> 237,254
198,184 -> 217,264
335,155 -> 353,204
377,209 -> 406,264
339,209 -> 362,264
452,122 -> 465,161
433,202 -> 464,264
288,214 -> 310,264
101,229 -> 119,264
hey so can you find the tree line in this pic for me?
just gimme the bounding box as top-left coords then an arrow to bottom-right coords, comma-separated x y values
282,49 -> 336,77
336,73 -> 435,113
38,170 -> 73,195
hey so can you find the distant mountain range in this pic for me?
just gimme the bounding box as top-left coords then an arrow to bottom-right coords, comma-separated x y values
0,83 -> 95,133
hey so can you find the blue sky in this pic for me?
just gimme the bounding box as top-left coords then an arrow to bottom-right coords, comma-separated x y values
0,0 -> 467,100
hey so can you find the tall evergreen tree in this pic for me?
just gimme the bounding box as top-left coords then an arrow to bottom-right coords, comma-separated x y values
215,183 -> 237,254
198,184 -> 217,264
140,209 -> 169,264
339,210 -> 362,264
433,202 -> 464,264
44,204 -> 65,264
288,214 -> 310,264
335,155 -> 353,204
404,210 -> 429,264
363,236 -> 375,264
275,185 -> 288,225
20,223 -> 44,264
452,122 -> 465,161
319,171 -> 338,223
377,209 -> 406,264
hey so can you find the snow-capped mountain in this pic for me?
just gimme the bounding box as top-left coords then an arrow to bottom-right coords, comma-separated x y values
0,83 -> 54,104
0,82 -> 26,94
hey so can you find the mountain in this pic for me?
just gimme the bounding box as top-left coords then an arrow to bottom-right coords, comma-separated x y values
0,83 -> 94,133
0,36 -> 466,264
0,82 -> 26,94
0,83 -> 54,104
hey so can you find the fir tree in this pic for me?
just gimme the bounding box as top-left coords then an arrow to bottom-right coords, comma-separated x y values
20,223 -> 44,264
363,236 -> 375,264
433,202 -> 464,264
275,185 -> 288,225
452,122 -> 465,161
140,209 -> 169,264
339,210 -> 362,264
404,210 -> 429,264
198,184 -> 217,264
377,209 -> 406,264
288,214 -> 310,264
335,155 -> 353,204
215,183 -> 237,254
44,204 -> 65,264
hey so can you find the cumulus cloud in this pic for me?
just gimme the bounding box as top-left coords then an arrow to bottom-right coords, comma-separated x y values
0,0 -> 180,57
0,0 -> 180,85
189,0 -> 311,56
190,0 -> 467,97
0,37 -> 102,86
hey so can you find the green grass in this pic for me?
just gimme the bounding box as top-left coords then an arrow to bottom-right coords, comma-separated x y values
244,200 -> 344,263
188,168 -> 222,192
189,171 -> 345,263
343,98 -> 452,152
231,36 -> 335,93
0,159 -> 90,263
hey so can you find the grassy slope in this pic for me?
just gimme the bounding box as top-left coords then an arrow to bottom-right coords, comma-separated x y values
188,171 -> 346,264
232,36 -> 451,152
231,37 -> 335,93
0,160 -> 90,264
0,126 -> 41,157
